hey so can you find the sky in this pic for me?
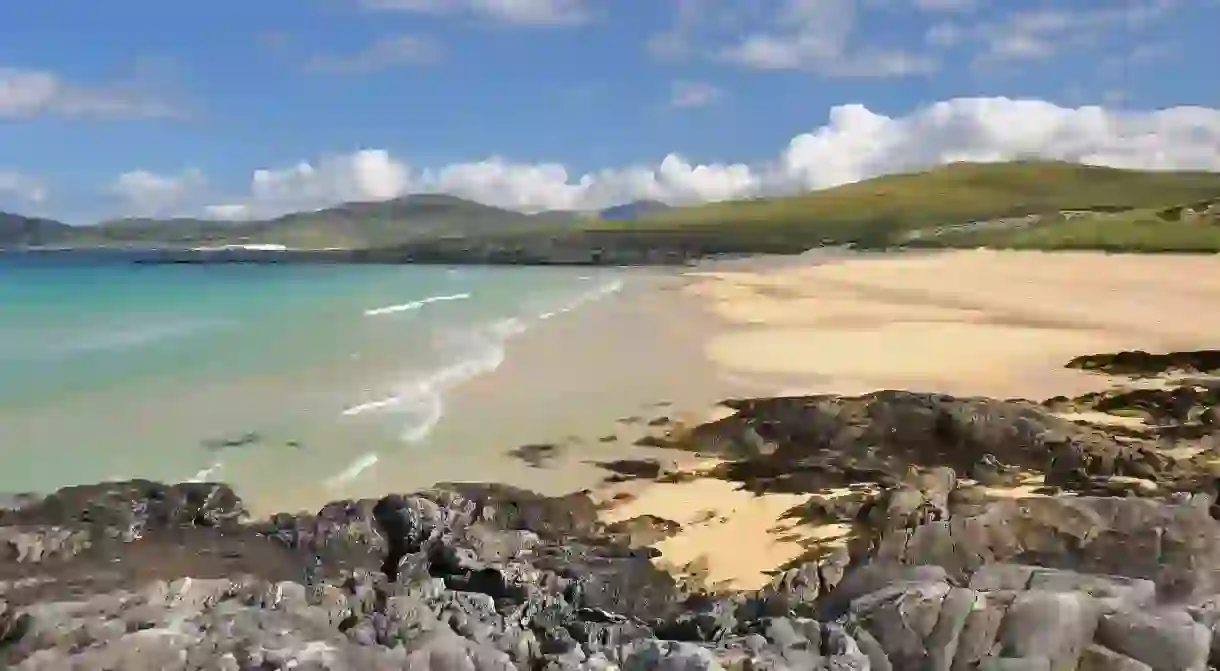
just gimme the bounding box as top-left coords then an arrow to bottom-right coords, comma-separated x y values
1,0 -> 1218,224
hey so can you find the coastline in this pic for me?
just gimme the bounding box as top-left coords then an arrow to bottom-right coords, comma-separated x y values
243,247 -> 1220,570
586,248 -> 1220,590
238,267 -> 743,516
7,250 -> 1220,668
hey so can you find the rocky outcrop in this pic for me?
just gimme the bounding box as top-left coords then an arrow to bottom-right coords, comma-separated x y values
1065,350 -> 1220,378
8,387 -> 1220,668
666,389 -> 1219,499
7,489 -> 1220,669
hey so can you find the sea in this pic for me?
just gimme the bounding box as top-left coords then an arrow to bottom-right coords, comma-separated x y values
0,251 -> 627,501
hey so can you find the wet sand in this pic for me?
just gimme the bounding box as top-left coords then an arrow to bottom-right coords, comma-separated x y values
247,270 -> 765,515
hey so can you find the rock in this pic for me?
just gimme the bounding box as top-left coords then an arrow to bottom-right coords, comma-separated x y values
995,590 -> 1100,666
1078,644 -> 1153,671
1095,610 -> 1210,671
970,454 -> 1020,487
620,639 -> 725,671
1065,350 -> 1220,377
508,444 -> 563,468
7,374 -> 1220,669
1202,406 -> 1220,430
604,516 -> 682,547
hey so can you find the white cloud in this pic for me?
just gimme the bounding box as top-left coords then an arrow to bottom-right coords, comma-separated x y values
108,169 -> 206,218
964,2 -> 1178,67
359,0 -> 592,25
654,0 -> 939,77
668,80 -> 721,108
0,170 -> 47,206
0,67 -> 181,120
109,98 -> 1220,221
924,22 -> 962,47
306,35 -> 442,72
913,0 -> 979,11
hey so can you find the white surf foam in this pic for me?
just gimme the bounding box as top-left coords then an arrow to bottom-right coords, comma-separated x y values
363,292 -> 471,317
187,461 -> 224,483
325,452 -> 380,489
343,275 -> 623,445
340,317 -> 526,442
340,396 -> 400,417
537,277 -> 624,320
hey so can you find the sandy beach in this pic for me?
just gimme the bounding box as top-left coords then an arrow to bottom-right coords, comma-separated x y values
225,250 -> 1220,590
589,249 -> 1220,590
246,269 -> 742,516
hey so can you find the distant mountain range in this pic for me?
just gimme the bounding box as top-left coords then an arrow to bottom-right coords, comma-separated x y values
0,194 -> 589,249
0,195 -> 680,250
597,200 -> 671,221
0,212 -> 73,248
6,162 -> 1220,256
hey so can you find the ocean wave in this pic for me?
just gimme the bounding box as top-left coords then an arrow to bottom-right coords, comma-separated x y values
324,452 -> 379,489
341,318 -> 523,442
343,276 -> 623,445
363,292 -> 471,317
537,277 -> 624,321
187,461 -> 224,483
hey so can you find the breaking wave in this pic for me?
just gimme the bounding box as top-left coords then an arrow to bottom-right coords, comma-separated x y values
363,292 -> 471,317
341,317 -> 525,443
324,452 -> 380,490
342,275 -> 623,445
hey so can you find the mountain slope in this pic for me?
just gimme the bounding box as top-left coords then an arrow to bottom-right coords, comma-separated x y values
63,194 -> 580,249
591,161 -> 1220,248
12,161 -> 1220,255
599,200 -> 671,221
0,212 -> 73,248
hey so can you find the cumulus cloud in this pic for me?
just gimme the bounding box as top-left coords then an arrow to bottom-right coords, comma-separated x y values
109,97 -> 1220,221
913,0 -> 980,12
0,170 -> 48,206
650,0 -> 938,77
108,169 -> 207,218
306,35 -> 442,72
958,2 -> 1178,67
0,67 -> 181,120
358,0 -> 592,25
654,0 -> 1193,77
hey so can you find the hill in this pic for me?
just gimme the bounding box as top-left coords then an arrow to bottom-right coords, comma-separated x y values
0,212 -> 72,248
10,161 -> 1220,259
900,199 -> 1220,252
598,200 -> 671,221
588,161 -> 1220,251
41,194 -> 579,249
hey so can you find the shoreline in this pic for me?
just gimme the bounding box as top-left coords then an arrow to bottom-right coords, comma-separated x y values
6,250 -> 1220,667
235,266 -> 738,516
585,248 -> 1220,590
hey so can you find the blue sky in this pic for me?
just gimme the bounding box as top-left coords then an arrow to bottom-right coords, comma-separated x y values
1,0 -> 1218,223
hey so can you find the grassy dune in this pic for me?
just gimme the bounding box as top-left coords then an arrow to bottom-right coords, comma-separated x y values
905,206 -> 1220,252
589,161 -> 1220,251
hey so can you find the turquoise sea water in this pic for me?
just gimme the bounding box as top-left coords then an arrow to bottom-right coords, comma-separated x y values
0,252 -> 625,497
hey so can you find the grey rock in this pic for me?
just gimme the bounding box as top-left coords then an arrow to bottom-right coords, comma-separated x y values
1096,610 -> 1210,671
995,590 -> 1100,667
1078,644 -> 1153,671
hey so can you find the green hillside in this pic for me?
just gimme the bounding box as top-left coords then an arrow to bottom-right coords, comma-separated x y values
8,161 -> 1220,255
591,161 -> 1220,250
903,203 -> 1220,252
49,194 -> 579,249
0,212 -> 72,247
